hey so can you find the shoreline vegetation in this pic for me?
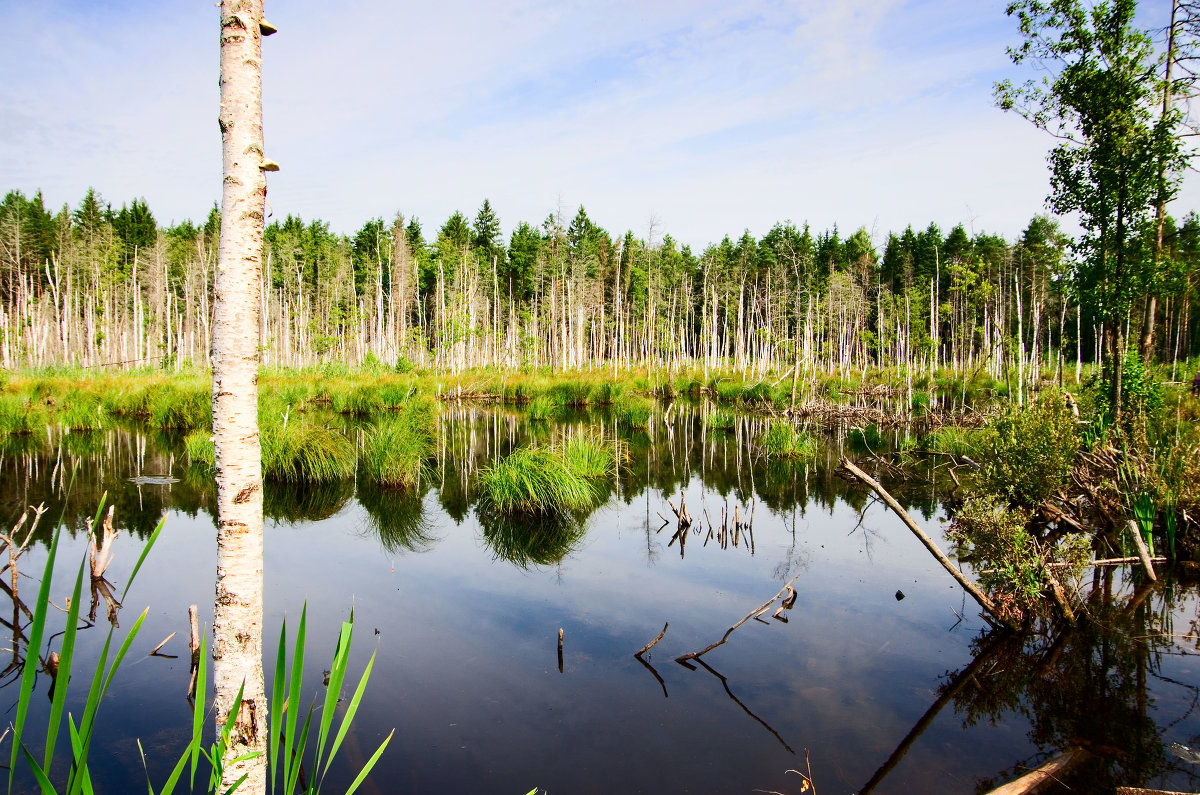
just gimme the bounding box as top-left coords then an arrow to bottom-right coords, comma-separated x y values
0,359 -> 1194,615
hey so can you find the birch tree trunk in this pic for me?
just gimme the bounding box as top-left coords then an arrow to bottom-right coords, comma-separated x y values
213,2 -> 271,792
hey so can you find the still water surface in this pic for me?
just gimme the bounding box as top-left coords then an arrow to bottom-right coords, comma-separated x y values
2,404 -> 1199,794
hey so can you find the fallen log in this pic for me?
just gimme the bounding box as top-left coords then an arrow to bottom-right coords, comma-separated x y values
984,747 -> 1090,794
840,456 -> 1016,630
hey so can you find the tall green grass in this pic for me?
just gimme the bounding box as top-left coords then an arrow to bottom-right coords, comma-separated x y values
479,447 -> 600,516
260,419 -> 356,483
0,392 -> 48,435
526,395 -> 554,422
759,422 -> 818,461
60,390 -> 105,432
614,395 -> 653,429
360,396 -> 438,489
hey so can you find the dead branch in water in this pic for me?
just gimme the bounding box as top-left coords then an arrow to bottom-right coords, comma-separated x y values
635,622 -> 669,658
839,456 -> 1017,630
676,573 -> 802,663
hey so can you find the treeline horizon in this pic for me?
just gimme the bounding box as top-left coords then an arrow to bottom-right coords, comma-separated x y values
1,185 -> 1197,390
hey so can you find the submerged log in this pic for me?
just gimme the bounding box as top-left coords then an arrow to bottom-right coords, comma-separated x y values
984,747 -> 1091,794
840,456 -> 1016,629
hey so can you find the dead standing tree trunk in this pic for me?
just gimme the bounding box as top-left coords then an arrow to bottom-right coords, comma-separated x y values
214,2 -> 274,792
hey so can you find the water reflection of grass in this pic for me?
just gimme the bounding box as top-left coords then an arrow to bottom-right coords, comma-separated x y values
264,479 -> 354,522
479,512 -> 587,567
358,482 -> 436,553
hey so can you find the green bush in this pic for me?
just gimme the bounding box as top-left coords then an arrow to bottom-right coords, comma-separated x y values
527,395 -> 554,422
976,390 -> 1079,506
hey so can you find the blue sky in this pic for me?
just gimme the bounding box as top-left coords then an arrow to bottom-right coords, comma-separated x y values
2,0 -> 1193,249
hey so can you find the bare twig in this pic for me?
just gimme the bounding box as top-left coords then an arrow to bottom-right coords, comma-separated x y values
676,573 -> 802,663
635,622 -> 669,658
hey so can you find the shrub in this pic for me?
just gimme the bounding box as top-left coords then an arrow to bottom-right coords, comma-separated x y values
976,391 -> 1079,506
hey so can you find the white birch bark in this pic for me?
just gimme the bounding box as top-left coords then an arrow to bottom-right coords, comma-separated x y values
213,2 -> 271,792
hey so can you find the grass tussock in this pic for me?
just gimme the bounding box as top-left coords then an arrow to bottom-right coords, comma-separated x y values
527,395 -> 554,422
479,447 -> 603,516
260,419 -> 355,483
59,391 -> 105,432
614,395 -> 654,429
360,397 -> 439,489
0,392 -> 48,435
759,422 -> 818,461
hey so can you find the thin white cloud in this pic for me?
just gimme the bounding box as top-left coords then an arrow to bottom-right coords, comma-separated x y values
3,0 -> 1196,248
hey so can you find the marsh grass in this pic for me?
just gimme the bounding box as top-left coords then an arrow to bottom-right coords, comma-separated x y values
614,395 -> 654,429
921,427 -> 979,457
478,447 -> 599,516
589,381 -> 624,405
184,429 -> 215,474
560,434 -> 623,480
60,390 -> 105,432
0,392 -> 48,435
148,382 -> 211,431
550,380 -> 593,408
707,409 -> 736,431
260,419 -> 356,483
760,422 -> 818,461
527,395 -> 554,422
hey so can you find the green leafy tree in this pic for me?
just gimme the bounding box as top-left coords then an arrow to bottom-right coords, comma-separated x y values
996,0 -> 1192,419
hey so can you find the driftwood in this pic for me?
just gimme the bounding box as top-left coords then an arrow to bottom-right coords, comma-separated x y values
635,622 -> 668,658
840,456 -> 1016,630
1127,520 -> 1158,582
675,573 -> 801,663
984,747 -> 1091,794
88,505 -> 118,579
187,604 -> 200,701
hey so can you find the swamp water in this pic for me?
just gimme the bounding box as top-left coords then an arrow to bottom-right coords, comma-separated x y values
1,404 -> 1199,794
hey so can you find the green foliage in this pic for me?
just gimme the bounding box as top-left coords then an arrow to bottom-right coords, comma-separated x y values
614,395 -> 653,429
260,419 -> 356,483
269,607 -> 393,795
549,380 -> 592,408
60,390 -> 105,432
849,424 -> 885,451
148,382 -> 211,431
921,427 -> 980,457
1092,348 -> 1163,421
589,381 -> 624,405
184,429 -> 215,474
976,391 -> 1080,506
759,422 -> 818,462
560,434 -> 622,480
949,495 -> 1090,623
